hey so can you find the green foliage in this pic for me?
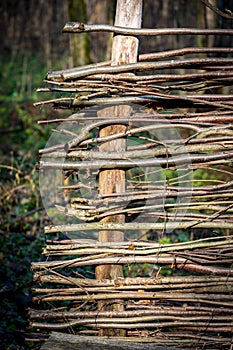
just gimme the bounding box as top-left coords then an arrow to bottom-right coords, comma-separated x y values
0,53 -> 54,157
193,166 -> 225,187
0,155 -> 40,228
0,53 -> 47,102
0,232 -> 45,350
0,52 -> 53,349
0,151 -> 46,349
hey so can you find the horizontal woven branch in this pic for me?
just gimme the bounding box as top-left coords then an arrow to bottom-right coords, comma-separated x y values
46,57 -> 233,81
43,221 -> 233,233
62,22 -> 233,36
43,236 -> 233,255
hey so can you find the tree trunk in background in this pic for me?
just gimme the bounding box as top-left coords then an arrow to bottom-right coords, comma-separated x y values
105,0 -> 116,60
197,1 -> 207,49
2,0 -> 231,64
95,0 -> 143,337
215,0 -> 233,47
197,0 -> 216,49
85,0 -> 116,62
68,0 -> 90,66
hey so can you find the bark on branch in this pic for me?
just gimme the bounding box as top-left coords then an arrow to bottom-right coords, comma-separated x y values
62,22 -> 233,36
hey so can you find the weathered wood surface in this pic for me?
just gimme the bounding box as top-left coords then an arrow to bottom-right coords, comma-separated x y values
40,333 -> 183,350
95,0 -> 143,337
33,0 -> 233,345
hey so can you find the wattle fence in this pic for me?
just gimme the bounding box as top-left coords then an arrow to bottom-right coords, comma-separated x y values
30,2 -> 233,349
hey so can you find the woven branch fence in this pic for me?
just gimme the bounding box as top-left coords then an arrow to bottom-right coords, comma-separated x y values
31,1 -> 233,349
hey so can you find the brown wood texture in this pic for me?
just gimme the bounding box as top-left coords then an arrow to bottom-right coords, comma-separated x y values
40,333 -> 182,350
95,0 -> 143,336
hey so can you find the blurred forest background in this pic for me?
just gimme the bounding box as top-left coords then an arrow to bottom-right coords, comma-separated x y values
0,0 -> 232,349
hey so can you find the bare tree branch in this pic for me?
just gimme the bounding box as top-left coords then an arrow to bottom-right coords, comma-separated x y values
201,0 -> 233,19
62,22 -> 233,35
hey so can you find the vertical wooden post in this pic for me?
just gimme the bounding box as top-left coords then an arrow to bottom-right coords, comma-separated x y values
95,0 -> 143,337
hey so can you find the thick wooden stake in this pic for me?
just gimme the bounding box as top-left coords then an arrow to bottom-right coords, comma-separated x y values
95,0 -> 143,337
